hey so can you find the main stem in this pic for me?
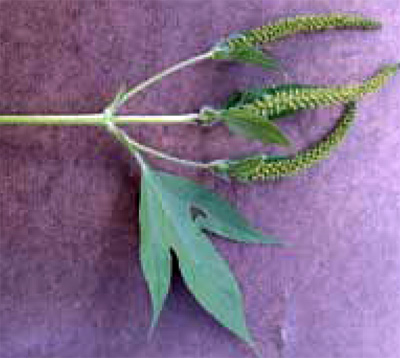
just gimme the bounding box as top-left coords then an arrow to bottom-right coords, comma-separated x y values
0,113 -> 199,126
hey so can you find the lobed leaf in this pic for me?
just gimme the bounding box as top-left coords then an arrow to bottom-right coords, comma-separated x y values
157,172 -> 280,244
139,166 -> 281,350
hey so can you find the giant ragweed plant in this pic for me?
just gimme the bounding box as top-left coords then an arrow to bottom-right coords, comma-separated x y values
1,14 -> 398,357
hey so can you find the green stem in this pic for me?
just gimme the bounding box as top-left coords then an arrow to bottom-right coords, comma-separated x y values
118,51 -> 214,107
0,113 -> 200,126
104,121 -> 212,169
0,52 -> 214,127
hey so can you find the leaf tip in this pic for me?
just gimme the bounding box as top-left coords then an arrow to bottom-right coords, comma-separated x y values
147,316 -> 160,341
263,236 -> 285,246
247,341 -> 263,358
240,331 -> 262,358
276,132 -> 292,147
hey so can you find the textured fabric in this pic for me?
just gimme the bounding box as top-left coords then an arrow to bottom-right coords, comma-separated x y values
0,1 -> 399,357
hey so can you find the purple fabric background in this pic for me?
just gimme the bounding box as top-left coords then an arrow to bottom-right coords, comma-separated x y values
0,1 -> 399,357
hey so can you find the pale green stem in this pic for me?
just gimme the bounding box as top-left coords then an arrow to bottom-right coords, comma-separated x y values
104,121 -> 213,169
0,113 -> 200,126
118,51 -> 214,107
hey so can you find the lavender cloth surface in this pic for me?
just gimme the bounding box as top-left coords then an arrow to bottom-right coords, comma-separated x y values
0,1 -> 399,357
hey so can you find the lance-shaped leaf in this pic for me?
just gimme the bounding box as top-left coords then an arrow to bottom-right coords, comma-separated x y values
139,164 -> 281,350
221,107 -> 291,146
139,169 -> 172,335
173,220 -> 255,347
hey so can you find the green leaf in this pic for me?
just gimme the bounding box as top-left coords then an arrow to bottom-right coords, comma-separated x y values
139,169 -> 173,335
174,223 -> 254,345
157,172 -> 280,245
213,42 -> 278,69
139,164 -> 281,349
221,107 -> 291,146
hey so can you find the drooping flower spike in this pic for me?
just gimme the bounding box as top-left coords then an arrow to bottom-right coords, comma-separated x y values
223,13 -> 381,48
208,63 -> 399,122
211,14 -> 382,68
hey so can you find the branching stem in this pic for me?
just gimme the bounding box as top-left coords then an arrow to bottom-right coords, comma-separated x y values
104,121 -> 213,169
0,51 -> 217,168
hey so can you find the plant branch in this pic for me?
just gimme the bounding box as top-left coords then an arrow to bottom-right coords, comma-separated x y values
118,51 -> 214,108
104,121 -> 213,169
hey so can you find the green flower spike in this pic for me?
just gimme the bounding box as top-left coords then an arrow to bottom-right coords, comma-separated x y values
213,102 -> 357,181
220,13 -> 381,50
221,63 -> 399,121
212,14 -> 381,68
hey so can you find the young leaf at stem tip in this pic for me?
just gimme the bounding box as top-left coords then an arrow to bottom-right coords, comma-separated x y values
212,40 -> 278,69
138,160 -> 282,352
